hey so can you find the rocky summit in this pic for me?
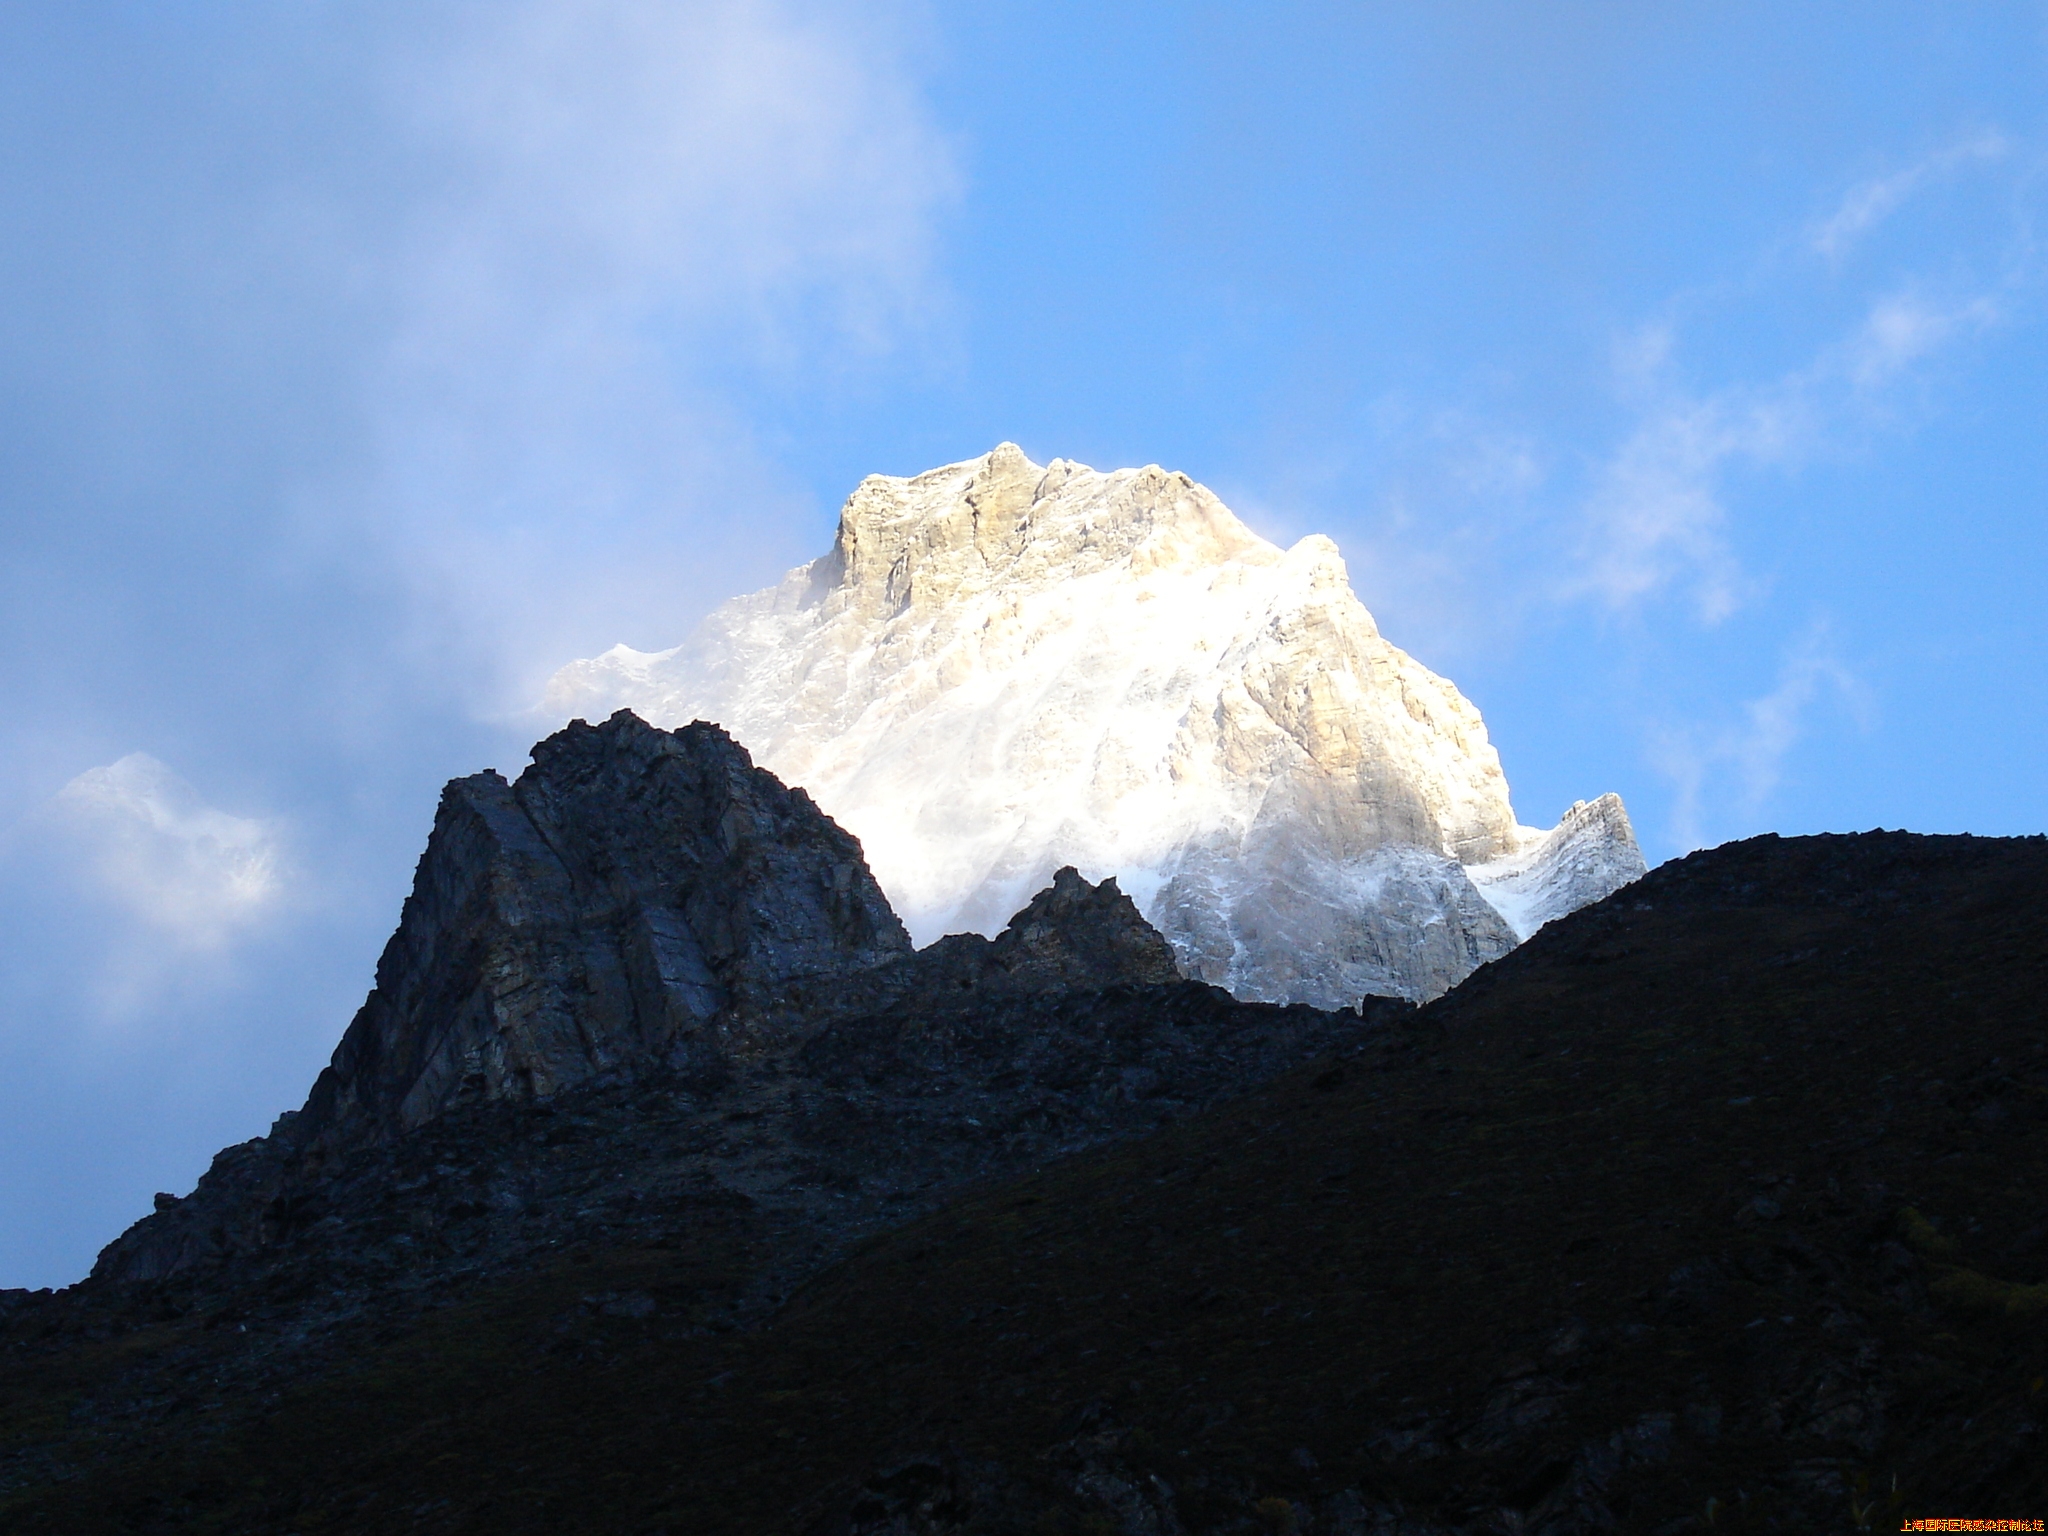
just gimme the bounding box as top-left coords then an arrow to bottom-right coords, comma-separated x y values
320,713 -> 912,1136
546,445 -> 1647,1007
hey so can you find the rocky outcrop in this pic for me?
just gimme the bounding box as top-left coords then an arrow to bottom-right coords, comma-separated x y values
94,711 -> 911,1282
1466,791 -> 1647,940
873,865 -> 1184,1002
545,444 -> 1647,1006
91,716 -> 1367,1287
299,710 -> 911,1150
1154,837 -> 1521,1005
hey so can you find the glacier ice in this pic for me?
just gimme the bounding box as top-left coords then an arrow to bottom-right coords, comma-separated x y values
545,444 -> 1646,1007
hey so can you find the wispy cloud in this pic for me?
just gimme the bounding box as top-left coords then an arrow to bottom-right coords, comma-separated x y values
1572,268 -> 2013,624
1810,130 -> 2009,262
387,0 -> 957,384
282,0 -> 964,706
1571,382 -> 1803,623
1845,289 -> 2003,389
0,1 -> 960,1059
1650,625 -> 1875,851
54,755 -> 284,950
1235,401 -> 1555,668
1558,127 -> 2034,627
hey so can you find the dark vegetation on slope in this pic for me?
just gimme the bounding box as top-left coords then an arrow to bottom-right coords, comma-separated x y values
5,821 -> 2046,1533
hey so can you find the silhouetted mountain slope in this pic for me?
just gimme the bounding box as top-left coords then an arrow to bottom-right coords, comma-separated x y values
1,713 -> 1384,1529
5,830 -> 2044,1534
90,713 -> 1243,1290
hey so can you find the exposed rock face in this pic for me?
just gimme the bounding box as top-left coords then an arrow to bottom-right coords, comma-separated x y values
546,444 -> 1645,1005
891,865 -> 1184,1000
298,711 -> 911,1150
1467,792 -> 1645,940
92,714 -> 1368,1287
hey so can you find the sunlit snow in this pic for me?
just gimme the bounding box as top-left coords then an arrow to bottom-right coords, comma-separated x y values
546,445 -> 1645,1005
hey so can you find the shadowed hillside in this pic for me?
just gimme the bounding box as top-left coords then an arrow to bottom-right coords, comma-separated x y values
4,829 -> 2045,1533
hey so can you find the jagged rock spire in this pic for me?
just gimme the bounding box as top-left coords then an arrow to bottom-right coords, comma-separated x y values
299,711 -> 911,1148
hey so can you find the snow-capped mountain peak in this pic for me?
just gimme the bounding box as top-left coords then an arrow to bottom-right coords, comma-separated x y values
545,445 -> 1645,1005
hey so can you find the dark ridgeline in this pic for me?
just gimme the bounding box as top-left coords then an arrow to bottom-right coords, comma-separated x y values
93,709 -> 916,1284
88,711 -> 1364,1304
0,716 -> 2042,1534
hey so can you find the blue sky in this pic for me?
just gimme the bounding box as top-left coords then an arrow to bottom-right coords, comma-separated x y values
2,1 -> 2044,1286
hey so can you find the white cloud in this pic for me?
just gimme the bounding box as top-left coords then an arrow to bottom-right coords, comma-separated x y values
1727,635 -> 1875,806
388,0 -> 955,375
1846,290 -> 2002,389
55,755 -> 283,949
1573,279 -> 2010,624
342,0 -> 962,701
1610,321 -> 1677,394
1571,386 -> 1803,623
1650,626 -> 1874,851
1562,129 -> 2033,627
1810,130 -> 2009,262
